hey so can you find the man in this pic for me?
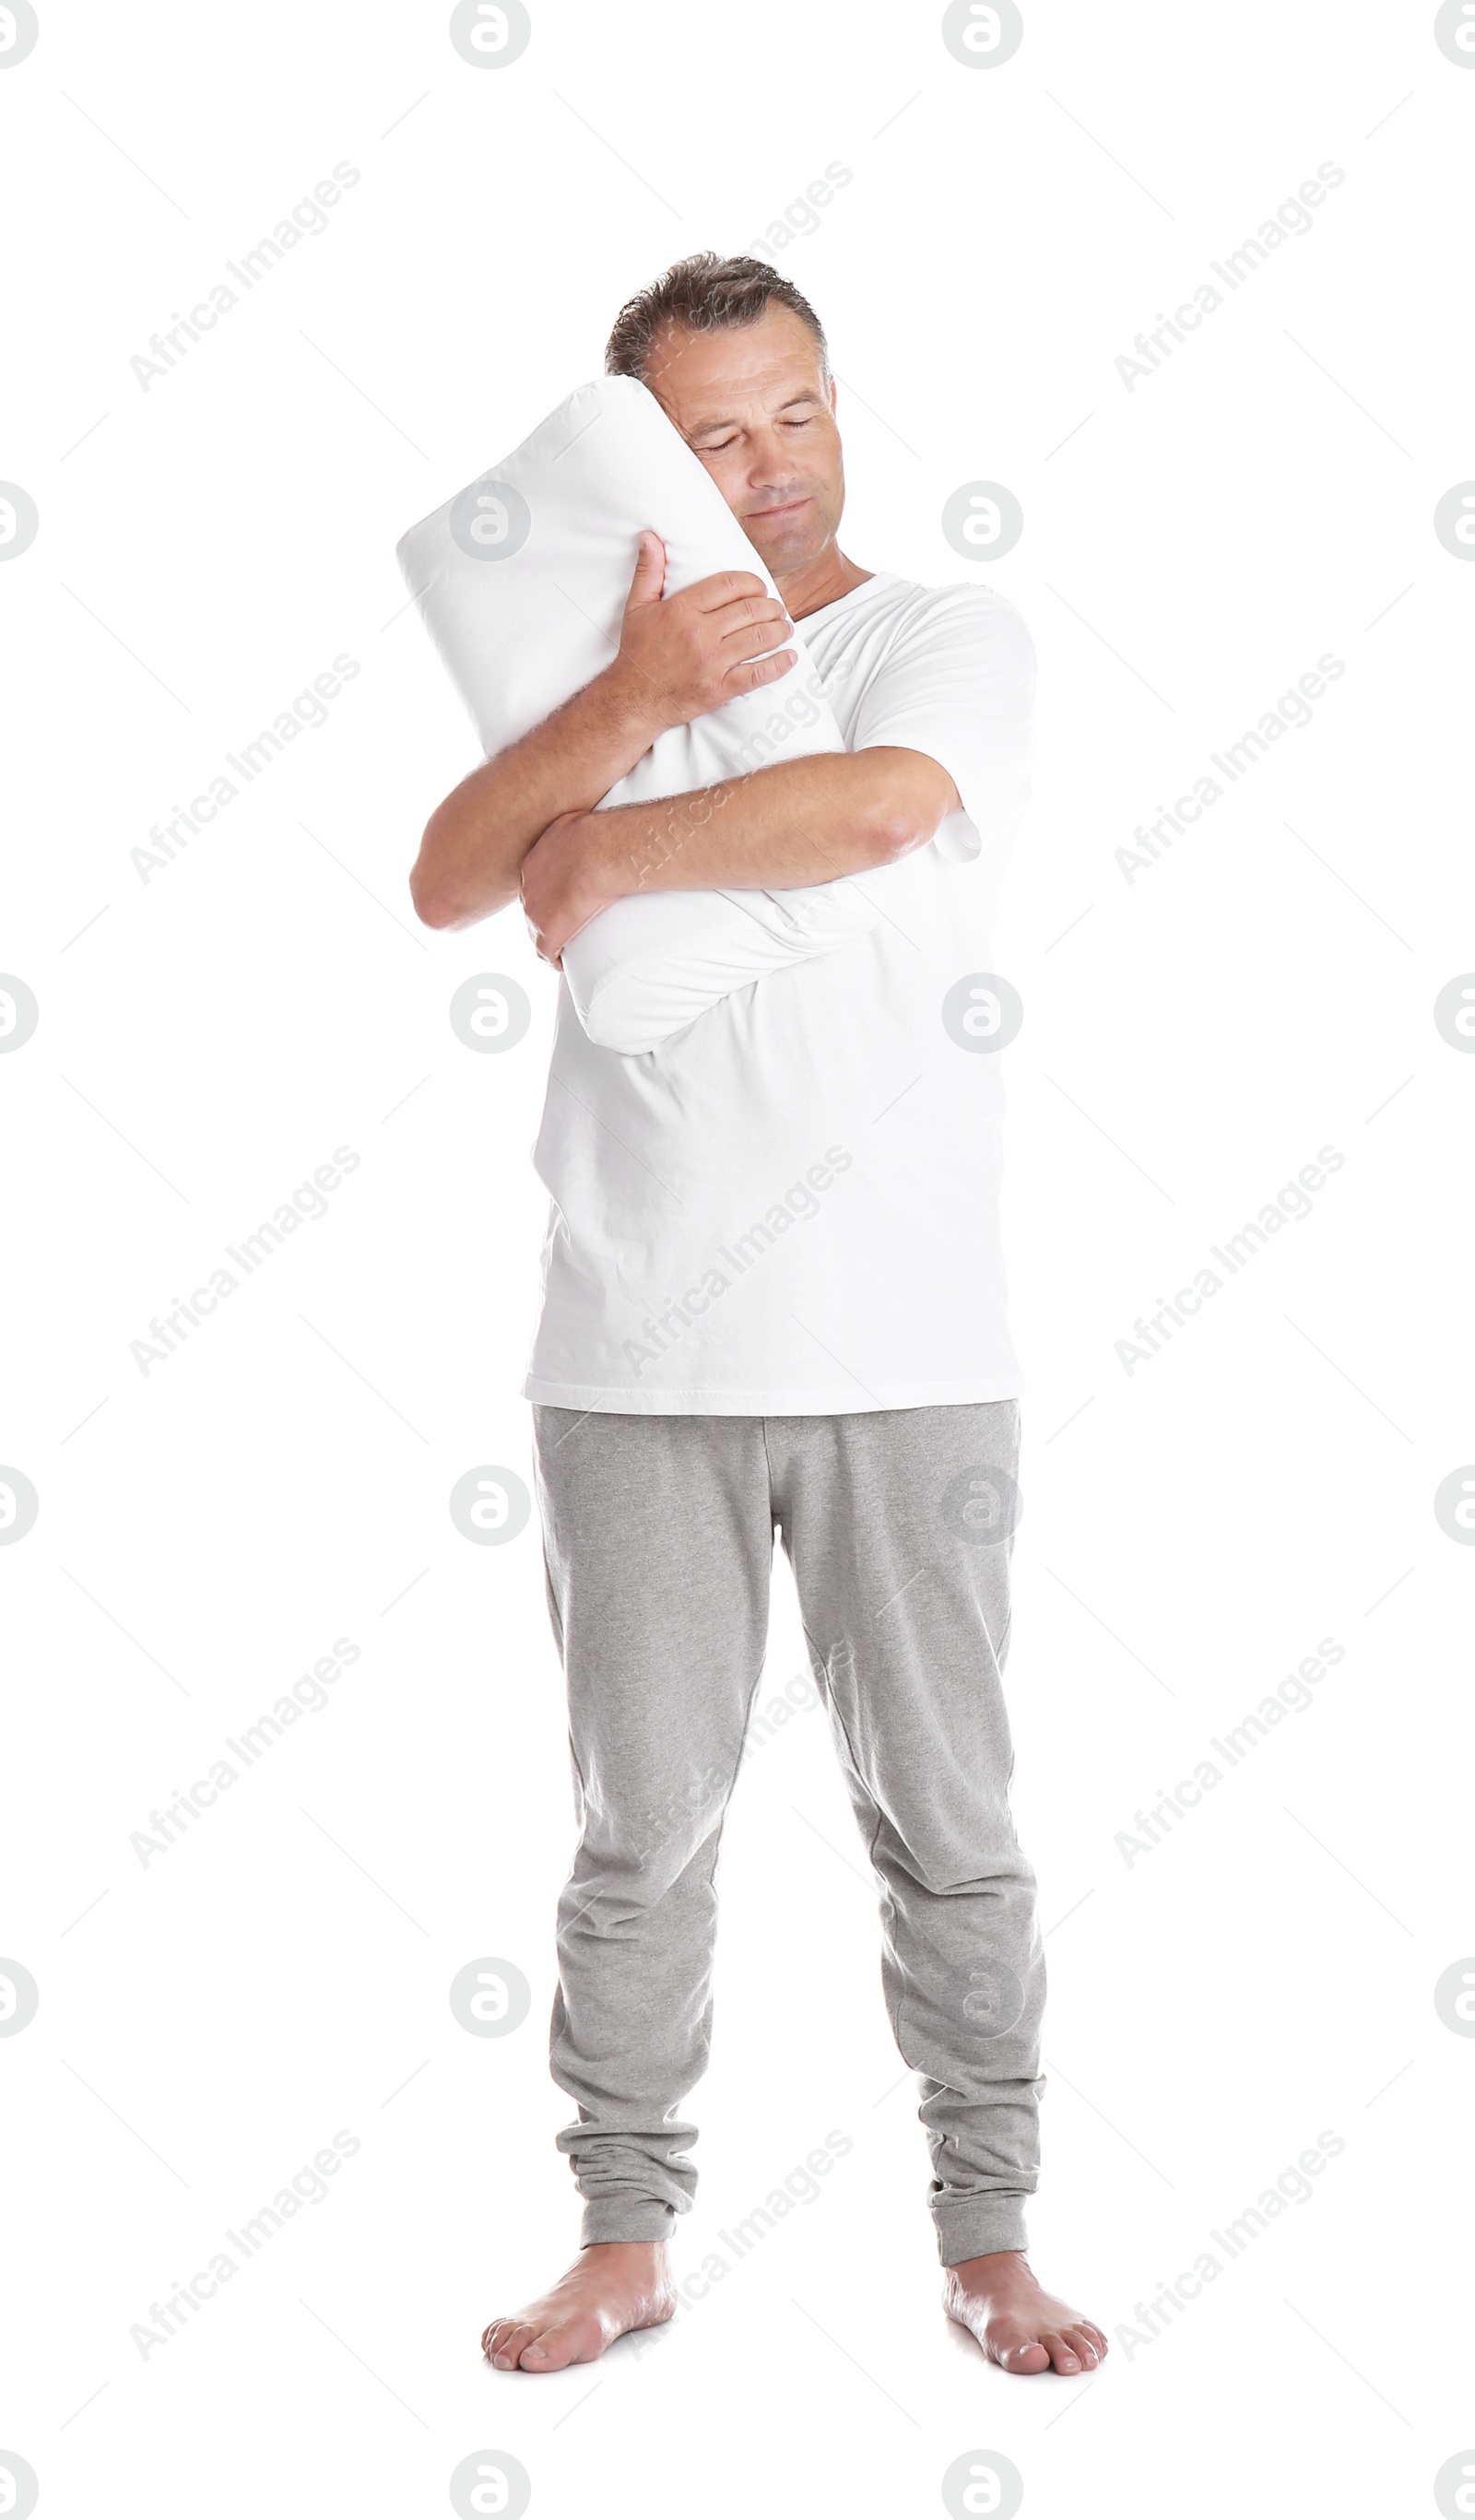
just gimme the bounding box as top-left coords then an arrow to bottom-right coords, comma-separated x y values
410,254 -> 1105,2381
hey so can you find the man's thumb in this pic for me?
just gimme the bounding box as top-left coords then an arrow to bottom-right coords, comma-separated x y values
624,529 -> 665,608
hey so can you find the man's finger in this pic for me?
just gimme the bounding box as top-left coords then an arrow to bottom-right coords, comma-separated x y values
727,647 -> 797,693
713,595 -> 792,640
715,614 -> 794,663
622,530 -> 667,612
685,568 -> 768,612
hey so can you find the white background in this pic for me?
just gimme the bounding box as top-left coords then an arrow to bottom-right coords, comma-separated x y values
3,2 -> 1473,2514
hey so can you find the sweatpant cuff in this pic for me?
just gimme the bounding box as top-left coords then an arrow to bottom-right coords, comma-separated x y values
934,2194 -> 1030,2266
579,2199 -> 678,2247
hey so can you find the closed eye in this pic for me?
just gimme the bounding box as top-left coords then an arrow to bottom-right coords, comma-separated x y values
695,418 -> 817,452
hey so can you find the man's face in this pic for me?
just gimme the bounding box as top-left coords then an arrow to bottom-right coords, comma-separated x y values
642,304 -> 844,580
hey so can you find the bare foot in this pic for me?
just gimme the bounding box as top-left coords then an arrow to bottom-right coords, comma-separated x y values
481,2241 -> 676,2374
943,2250 -> 1107,2376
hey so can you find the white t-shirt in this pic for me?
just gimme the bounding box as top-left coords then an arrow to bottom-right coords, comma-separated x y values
523,571 -> 1036,1414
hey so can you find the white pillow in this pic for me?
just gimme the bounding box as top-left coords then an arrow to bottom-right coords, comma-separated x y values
395,376 -> 879,1054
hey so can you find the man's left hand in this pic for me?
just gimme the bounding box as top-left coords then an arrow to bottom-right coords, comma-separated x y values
520,811 -> 609,965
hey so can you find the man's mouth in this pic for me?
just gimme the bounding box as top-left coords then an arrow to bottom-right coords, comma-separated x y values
748,495 -> 811,524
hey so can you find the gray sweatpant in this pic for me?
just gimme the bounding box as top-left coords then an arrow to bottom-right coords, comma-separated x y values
529,1400 -> 1044,2267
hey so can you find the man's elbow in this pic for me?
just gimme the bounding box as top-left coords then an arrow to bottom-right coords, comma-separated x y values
408,846 -> 459,929
866,791 -> 947,866
867,805 -> 931,866
861,753 -> 958,866
408,814 -> 496,930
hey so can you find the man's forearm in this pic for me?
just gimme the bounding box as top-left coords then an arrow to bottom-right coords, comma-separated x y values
518,746 -> 960,963
594,747 -> 954,899
409,662 -> 657,931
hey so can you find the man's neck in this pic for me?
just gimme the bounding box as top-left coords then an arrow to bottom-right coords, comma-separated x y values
775,546 -> 874,622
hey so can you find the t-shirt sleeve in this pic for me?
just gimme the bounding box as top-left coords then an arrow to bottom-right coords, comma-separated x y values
844,585 -> 1036,864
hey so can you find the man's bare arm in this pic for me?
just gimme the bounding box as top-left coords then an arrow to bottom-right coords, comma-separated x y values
519,744 -> 960,965
409,532 -> 798,931
408,669 -> 660,930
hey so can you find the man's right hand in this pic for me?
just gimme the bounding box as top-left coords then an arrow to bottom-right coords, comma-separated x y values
608,530 -> 797,736
409,535 -> 796,932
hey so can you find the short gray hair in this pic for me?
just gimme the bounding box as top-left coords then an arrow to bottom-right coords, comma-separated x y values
605,252 -> 830,387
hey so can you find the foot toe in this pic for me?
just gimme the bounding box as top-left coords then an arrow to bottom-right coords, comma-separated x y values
1063,2325 -> 1099,2370
993,2330 -> 1051,2374
520,2316 -> 591,2373
490,2322 -> 537,2370
1041,2330 -> 1081,2373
